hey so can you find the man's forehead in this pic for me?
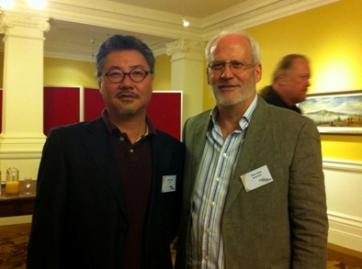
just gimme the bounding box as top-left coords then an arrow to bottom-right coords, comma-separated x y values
211,39 -> 252,59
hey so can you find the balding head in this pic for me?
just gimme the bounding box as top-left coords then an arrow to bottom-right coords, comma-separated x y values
272,54 -> 311,105
205,31 -> 261,65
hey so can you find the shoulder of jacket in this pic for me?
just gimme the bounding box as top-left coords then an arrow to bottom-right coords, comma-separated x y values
185,110 -> 211,127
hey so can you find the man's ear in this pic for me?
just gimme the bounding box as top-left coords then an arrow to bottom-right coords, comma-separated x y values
254,64 -> 262,83
206,68 -> 211,85
278,74 -> 288,86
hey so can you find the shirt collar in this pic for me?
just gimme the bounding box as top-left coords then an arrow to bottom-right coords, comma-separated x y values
209,95 -> 258,131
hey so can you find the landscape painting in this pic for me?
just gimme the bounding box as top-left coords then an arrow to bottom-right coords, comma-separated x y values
298,90 -> 362,134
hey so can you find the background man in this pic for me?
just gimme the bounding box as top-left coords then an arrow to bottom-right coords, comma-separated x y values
259,54 -> 311,113
27,35 -> 184,269
177,31 -> 327,269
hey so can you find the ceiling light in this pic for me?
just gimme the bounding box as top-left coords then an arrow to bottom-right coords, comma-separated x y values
182,18 -> 190,28
0,0 -> 15,9
27,0 -> 47,9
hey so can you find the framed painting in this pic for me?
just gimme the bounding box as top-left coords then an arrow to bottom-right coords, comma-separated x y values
298,90 -> 362,134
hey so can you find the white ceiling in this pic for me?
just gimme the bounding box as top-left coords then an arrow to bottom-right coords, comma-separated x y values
1,0 -> 338,62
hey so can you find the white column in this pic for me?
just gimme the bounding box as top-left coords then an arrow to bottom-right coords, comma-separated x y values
0,11 -> 49,177
166,38 -> 205,122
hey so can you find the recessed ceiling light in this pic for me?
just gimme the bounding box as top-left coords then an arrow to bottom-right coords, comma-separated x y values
182,18 -> 190,28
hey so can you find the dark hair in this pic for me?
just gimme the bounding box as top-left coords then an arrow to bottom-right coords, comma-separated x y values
96,35 -> 155,79
272,54 -> 309,82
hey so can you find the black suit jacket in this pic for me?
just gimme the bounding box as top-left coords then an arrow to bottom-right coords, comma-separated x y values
27,118 -> 185,269
260,85 -> 302,113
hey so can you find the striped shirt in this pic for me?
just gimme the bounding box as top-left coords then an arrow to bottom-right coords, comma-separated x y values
189,96 -> 257,269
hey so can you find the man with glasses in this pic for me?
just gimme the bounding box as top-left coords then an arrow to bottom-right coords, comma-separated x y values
176,31 -> 328,269
27,35 -> 184,269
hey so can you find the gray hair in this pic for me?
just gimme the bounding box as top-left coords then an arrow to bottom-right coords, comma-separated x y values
272,54 -> 309,82
205,30 -> 261,65
96,35 -> 155,79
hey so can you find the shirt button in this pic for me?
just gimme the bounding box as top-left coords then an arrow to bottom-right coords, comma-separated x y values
223,153 -> 228,158
129,148 -> 134,153
119,136 -> 125,141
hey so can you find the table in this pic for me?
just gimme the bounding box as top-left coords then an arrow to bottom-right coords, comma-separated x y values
0,180 -> 37,217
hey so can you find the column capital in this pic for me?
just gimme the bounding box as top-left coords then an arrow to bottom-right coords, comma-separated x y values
0,11 -> 50,38
166,38 -> 205,61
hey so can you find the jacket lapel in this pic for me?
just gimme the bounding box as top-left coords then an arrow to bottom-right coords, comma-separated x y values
83,118 -> 127,216
224,98 -> 271,212
184,112 -> 210,205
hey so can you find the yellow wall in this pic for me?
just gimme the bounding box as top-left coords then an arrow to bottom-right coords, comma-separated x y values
153,54 -> 171,91
0,53 -> 3,87
44,57 -> 98,87
247,0 -> 362,93
204,0 -> 362,161
44,54 -> 171,90
247,0 -> 362,161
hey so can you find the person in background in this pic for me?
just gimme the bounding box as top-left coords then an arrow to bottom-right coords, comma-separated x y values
176,31 -> 328,269
27,35 -> 184,269
259,54 -> 311,113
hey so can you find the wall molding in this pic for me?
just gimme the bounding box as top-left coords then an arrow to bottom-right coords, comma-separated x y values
323,158 -> 362,251
0,136 -> 45,159
328,210 -> 362,252
323,158 -> 362,172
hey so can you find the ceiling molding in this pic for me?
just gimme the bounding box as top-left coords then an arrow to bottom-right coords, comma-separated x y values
46,0 -> 203,40
201,0 -> 340,39
45,50 -> 94,62
5,0 -> 339,60
46,0 -> 339,41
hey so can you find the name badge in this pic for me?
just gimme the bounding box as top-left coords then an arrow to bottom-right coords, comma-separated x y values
240,165 -> 273,192
161,175 -> 176,193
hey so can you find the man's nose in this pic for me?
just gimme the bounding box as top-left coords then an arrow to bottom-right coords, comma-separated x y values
121,73 -> 134,85
220,64 -> 233,79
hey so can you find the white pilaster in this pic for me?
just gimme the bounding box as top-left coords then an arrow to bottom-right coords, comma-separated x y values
166,38 -> 205,122
0,11 -> 50,177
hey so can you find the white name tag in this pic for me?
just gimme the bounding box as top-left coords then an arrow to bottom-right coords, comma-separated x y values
161,175 -> 177,193
240,165 -> 273,192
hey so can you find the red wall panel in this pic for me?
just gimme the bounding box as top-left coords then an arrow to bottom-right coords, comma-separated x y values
84,88 -> 104,121
1,87 -> 181,140
147,92 -> 181,140
43,87 -> 80,135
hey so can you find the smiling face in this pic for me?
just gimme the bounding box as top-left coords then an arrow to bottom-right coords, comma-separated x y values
207,34 -> 262,110
98,49 -> 153,120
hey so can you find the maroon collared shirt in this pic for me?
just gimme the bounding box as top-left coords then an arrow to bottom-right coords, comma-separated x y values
102,110 -> 156,269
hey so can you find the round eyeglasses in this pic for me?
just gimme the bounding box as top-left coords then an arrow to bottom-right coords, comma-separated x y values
104,68 -> 151,83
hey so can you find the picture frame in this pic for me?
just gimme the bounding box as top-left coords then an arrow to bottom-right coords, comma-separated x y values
298,90 -> 362,134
